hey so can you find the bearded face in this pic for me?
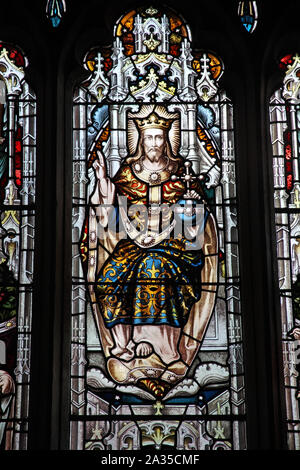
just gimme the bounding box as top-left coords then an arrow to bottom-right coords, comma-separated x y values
142,128 -> 166,162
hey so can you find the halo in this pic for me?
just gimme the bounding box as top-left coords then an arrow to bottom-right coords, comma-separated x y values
127,105 -> 180,156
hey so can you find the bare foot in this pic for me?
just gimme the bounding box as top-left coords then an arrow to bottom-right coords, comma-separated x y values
111,346 -> 134,361
136,342 -> 153,357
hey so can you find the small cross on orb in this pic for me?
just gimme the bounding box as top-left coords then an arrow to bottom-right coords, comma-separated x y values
171,160 -> 204,200
153,400 -> 164,415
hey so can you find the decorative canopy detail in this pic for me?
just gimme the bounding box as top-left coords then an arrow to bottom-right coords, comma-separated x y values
84,7 -> 223,105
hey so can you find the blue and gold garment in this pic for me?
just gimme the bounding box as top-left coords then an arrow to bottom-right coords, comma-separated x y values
94,163 -> 209,329
96,236 -> 205,328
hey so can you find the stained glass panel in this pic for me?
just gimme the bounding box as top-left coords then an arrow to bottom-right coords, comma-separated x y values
269,53 -> 300,450
0,44 -> 36,450
71,6 -> 246,451
46,0 -> 66,28
237,1 -> 258,34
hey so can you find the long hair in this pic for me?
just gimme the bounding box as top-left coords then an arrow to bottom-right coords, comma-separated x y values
126,129 -> 181,164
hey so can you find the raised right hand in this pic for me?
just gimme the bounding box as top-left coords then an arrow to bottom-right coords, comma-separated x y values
292,327 -> 300,340
93,150 -> 107,180
93,150 -> 111,197
91,150 -> 115,205
0,370 -> 14,395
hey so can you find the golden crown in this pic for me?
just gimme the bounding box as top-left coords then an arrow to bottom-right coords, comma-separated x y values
135,112 -> 173,131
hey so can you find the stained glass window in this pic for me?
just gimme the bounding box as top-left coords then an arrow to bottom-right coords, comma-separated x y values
0,44 -> 36,450
269,54 -> 300,450
237,1 -> 258,34
70,6 -> 246,451
46,0 -> 66,28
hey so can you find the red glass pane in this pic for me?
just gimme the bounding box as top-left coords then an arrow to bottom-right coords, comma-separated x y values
286,173 -> 293,190
0,43 -> 25,68
279,54 -> 293,70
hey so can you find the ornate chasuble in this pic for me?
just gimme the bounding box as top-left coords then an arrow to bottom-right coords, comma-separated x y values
95,159 -> 207,329
112,160 -> 203,204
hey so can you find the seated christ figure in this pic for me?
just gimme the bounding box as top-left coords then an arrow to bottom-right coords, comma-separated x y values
85,110 -> 218,395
